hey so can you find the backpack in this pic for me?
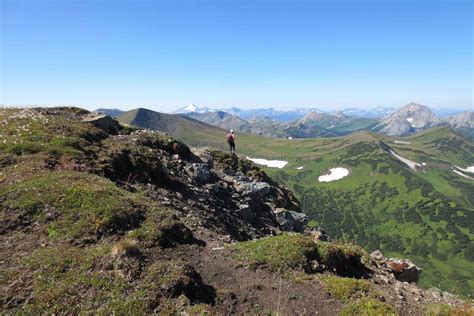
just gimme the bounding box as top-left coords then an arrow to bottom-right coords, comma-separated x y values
226,133 -> 235,142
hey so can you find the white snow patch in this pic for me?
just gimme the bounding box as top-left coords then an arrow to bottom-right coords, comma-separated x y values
246,157 -> 288,169
184,104 -> 199,112
297,166 -> 304,170
453,169 -> 473,180
394,140 -> 411,144
406,117 -> 414,123
387,149 -> 421,170
318,168 -> 349,182
454,165 -> 474,174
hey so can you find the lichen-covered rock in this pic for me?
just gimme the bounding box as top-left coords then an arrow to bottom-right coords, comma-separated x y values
234,180 -> 271,197
185,163 -> 211,184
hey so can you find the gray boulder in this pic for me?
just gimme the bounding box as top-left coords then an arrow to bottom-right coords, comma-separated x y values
235,180 -> 271,197
274,208 -> 308,233
185,163 -> 211,184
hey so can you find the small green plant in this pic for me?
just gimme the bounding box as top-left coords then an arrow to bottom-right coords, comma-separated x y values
320,275 -> 377,303
315,241 -> 368,265
339,297 -> 398,316
231,233 -> 318,271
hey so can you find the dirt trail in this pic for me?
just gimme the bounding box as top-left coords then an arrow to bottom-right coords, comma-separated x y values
160,237 -> 343,315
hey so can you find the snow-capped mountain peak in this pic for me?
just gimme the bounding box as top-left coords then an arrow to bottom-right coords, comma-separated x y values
184,104 -> 200,112
174,104 -> 212,114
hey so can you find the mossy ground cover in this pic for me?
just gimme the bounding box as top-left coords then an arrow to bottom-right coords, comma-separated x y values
1,171 -> 147,239
0,108 -> 211,313
319,275 -> 377,303
1,166 -> 199,313
339,297 -> 398,316
231,233 -> 318,272
424,303 -> 474,316
23,243 -> 208,314
231,234 -> 368,275
0,108 -> 106,159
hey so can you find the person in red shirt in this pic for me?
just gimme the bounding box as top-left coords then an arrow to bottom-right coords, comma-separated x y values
226,129 -> 236,154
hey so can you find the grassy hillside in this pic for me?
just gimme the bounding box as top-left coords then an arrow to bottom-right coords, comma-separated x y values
251,130 -> 473,296
126,112 -> 473,297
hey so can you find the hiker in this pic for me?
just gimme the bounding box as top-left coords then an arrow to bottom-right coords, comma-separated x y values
226,129 -> 236,154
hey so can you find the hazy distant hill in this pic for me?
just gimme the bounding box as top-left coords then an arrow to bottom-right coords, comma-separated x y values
93,108 -> 124,117
184,111 -> 250,132
341,106 -> 397,118
174,106 -> 325,122
442,112 -> 474,129
118,108 -> 226,135
224,107 -> 324,122
284,111 -> 379,137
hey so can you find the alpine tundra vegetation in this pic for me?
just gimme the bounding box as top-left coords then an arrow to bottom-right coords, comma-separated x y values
1,107 -> 472,315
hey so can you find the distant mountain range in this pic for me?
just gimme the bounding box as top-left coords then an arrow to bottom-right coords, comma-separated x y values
185,111 -> 250,133
284,111 -> 379,138
98,102 -> 473,138
340,107 -> 397,118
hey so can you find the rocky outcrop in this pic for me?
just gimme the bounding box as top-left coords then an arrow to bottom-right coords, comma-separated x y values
274,208 -> 308,233
95,131 -> 307,241
370,250 -> 422,283
386,258 -> 422,283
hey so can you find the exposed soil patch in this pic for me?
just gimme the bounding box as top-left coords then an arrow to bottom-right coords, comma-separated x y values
159,242 -> 343,315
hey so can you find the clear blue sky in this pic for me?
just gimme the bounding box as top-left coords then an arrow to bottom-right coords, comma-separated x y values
1,0 -> 472,112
